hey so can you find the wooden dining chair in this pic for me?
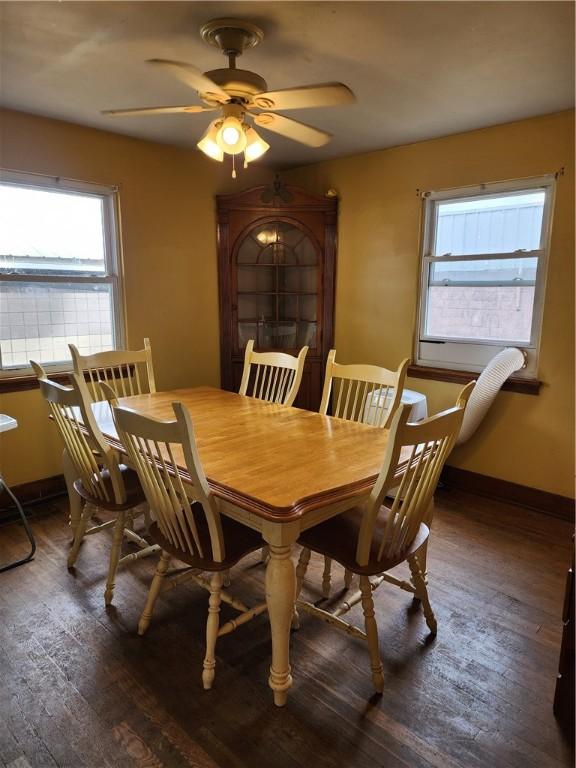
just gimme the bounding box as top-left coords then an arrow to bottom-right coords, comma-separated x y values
69,338 -> 156,401
240,338 -> 309,563
318,350 -> 410,597
320,350 -> 410,426
105,386 -> 267,690
295,382 -> 474,693
239,339 -> 308,407
32,362 -> 159,604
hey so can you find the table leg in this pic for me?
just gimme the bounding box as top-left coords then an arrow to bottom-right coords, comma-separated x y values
63,449 -> 81,539
265,538 -> 297,707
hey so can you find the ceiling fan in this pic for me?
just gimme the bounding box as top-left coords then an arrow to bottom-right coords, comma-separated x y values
102,18 -> 355,176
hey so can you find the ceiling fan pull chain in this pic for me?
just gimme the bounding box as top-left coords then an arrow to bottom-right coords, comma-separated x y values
243,152 -> 248,170
232,154 -> 237,179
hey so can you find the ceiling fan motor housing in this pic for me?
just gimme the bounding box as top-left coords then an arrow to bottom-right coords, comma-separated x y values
202,68 -> 268,102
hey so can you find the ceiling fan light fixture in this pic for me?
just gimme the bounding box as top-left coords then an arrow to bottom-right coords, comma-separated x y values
244,126 -> 270,162
197,121 -> 224,161
217,115 -> 247,154
105,20 -> 356,176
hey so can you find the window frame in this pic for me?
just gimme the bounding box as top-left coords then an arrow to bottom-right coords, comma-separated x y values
0,169 -> 125,378
415,175 -> 556,378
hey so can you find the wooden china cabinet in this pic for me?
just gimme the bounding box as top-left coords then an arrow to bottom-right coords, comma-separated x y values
216,180 -> 337,411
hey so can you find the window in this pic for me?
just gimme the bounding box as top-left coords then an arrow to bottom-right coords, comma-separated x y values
0,170 -> 124,376
416,176 -> 555,378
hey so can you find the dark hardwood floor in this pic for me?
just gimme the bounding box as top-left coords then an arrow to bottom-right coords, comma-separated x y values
0,489 -> 573,768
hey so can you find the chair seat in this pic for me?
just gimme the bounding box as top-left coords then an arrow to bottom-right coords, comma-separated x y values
74,464 -> 146,511
148,504 -> 263,572
299,505 -> 429,576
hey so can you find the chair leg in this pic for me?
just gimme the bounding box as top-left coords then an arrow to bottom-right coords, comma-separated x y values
322,557 -> 332,599
62,449 -> 82,540
344,568 -> 353,589
359,575 -> 384,693
407,554 -> 437,635
138,551 -> 171,635
142,502 -> 152,533
104,511 -> 126,606
202,571 -> 223,690
67,504 -> 92,568
410,539 -> 429,606
292,547 -> 311,630
295,547 -> 311,598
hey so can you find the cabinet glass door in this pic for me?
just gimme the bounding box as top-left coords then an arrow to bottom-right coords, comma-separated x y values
235,221 -> 319,351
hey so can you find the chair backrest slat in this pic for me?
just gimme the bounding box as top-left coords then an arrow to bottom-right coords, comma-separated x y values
356,381 -> 475,568
320,350 -> 410,428
239,340 -> 308,406
103,386 -> 224,562
70,338 -> 156,402
32,361 -> 125,505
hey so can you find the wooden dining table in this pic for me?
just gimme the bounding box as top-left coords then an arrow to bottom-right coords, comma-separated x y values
64,385 -> 406,706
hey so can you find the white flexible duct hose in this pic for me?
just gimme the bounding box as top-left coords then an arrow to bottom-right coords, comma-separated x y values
456,347 -> 526,446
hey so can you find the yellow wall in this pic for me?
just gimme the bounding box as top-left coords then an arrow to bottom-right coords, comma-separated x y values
1,108 -> 574,499
0,108 -> 272,486
286,111 -> 575,498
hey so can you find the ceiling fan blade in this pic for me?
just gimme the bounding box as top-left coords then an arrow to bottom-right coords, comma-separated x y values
252,83 -> 355,111
102,105 -> 217,117
252,113 -> 332,147
147,59 -> 229,102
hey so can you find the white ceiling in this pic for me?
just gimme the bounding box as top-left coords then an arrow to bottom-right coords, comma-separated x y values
1,1 -> 574,168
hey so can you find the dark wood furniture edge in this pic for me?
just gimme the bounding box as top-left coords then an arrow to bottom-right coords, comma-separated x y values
554,540 -> 575,737
441,465 -> 574,521
0,473 -> 66,515
0,372 -> 72,393
407,364 -> 541,395
2,455 -> 573,525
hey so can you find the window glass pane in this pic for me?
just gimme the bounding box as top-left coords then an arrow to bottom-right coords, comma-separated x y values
425,285 -> 534,343
238,322 -> 257,349
434,191 -> 545,256
265,322 -> 297,349
0,282 -> 114,368
278,266 -> 317,292
237,266 -> 275,292
0,185 -> 106,273
430,256 -> 538,284
238,294 -> 275,321
297,321 -> 317,348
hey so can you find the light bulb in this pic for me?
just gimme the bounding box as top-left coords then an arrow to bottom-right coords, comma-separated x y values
244,126 -> 270,163
197,121 -> 224,162
216,116 -> 247,155
222,125 -> 241,146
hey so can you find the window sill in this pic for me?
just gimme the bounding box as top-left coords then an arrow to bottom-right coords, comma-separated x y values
407,364 -> 541,395
0,371 -> 73,394
0,363 -> 136,395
